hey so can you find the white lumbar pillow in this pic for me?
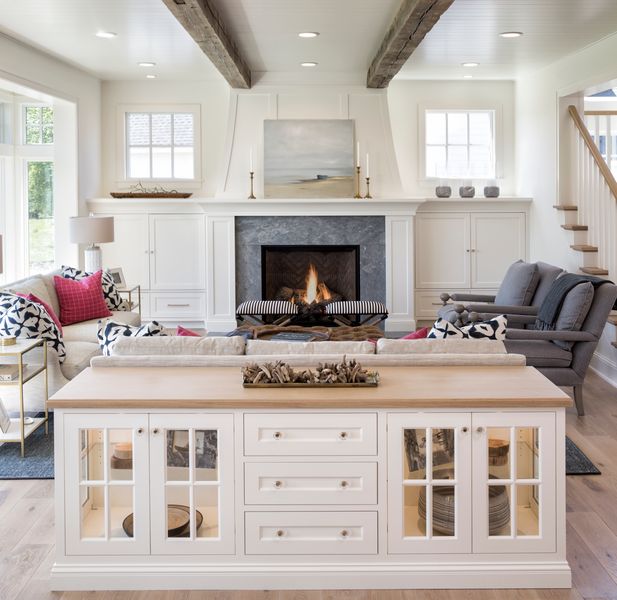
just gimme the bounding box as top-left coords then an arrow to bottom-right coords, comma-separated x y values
245,339 -> 376,356
111,335 -> 246,356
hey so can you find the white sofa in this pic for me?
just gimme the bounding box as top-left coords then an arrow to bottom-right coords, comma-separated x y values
1,271 -> 141,411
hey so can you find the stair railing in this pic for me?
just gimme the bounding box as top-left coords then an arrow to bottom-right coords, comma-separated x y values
568,105 -> 617,279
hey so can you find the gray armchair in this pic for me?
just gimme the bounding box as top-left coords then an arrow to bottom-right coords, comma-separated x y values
439,261 -> 564,326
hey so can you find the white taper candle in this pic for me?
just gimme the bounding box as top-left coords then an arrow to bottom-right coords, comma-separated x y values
366,153 -> 370,178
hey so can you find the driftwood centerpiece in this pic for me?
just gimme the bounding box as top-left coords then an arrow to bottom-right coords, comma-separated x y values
242,358 -> 379,388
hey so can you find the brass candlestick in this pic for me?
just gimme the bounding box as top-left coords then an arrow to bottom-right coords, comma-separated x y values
354,166 -> 362,198
364,176 -> 372,199
248,171 -> 256,199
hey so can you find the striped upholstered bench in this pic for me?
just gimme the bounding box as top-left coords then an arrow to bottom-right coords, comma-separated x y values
236,299 -> 387,326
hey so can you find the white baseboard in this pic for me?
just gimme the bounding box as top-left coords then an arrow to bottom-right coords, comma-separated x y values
590,351 -> 617,388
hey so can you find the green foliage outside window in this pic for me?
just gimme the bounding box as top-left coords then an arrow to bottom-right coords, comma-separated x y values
25,106 -> 53,145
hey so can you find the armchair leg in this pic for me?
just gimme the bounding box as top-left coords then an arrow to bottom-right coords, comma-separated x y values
573,385 -> 585,416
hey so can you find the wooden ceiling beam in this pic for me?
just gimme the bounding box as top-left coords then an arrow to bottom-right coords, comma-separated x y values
367,0 -> 455,89
161,0 -> 251,88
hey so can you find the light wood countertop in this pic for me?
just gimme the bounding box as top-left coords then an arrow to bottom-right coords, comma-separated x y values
48,366 -> 572,409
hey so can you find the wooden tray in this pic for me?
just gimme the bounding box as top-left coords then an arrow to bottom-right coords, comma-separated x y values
243,376 -> 379,388
110,192 -> 193,199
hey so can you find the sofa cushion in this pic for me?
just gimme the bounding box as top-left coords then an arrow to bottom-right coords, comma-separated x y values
494,260 -> 539,306
62,310 -> 141,342
98,320 -> 166,356
7,275 -> 55,311
531,262 -> 564,306
503,340 -> 572,367
246,339 -> 376,355
402,327 -> 430,340
59,341 -> 102,380
54,271 -> 113,326
0,293 -> 66,362
61,266 -> 128,311
377,338 -> 507,355
112,335 -> 246,356
554,281 -> 594,350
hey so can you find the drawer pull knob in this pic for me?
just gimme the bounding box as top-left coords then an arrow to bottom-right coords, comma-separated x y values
274,480 -> 283,489
153,428 -> 160,435
477,426 -> 484,433
462,426 -> 469,433
339,431 -> 348,440
340,480 -> 349,488
273,431 -> 283,440
136,428 -> 144,435
340,529 -> 349,538
276,529 -> 285,538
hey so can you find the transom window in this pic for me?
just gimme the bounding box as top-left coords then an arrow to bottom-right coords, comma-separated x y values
24,105 -> 54,145
126,112 -> 195,180
425,110 -> 495,179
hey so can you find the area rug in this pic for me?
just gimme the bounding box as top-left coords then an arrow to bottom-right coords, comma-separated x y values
565,436 -> 601,475
0,413 -> 54,479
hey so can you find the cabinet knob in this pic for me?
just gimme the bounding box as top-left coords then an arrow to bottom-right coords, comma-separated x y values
275,529 -> 285,538
339,480 -> 349,488
462,426 -> 469,433
339,431 -> 348,440
150,250 -> 154,254
136,427 -> 144,435
153,428 -> 160,435
273,431 -> 283,440
476,426 -> 484,433
466,249 -> 470,253
340,529 -> 349,538
274,480 -> 283,489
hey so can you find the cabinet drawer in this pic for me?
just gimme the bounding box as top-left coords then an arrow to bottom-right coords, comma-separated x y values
244,462 -> 377,505
243,413 -> 377,456
245,511 -> 378,555
149,292 -> 206,319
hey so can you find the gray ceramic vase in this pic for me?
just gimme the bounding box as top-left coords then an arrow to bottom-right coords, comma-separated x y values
435,186 -> 452,198
459,186 -> 475,198
484,186 -> 500,198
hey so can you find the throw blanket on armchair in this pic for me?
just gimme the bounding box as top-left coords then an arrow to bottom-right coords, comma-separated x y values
535,273 -> 613,330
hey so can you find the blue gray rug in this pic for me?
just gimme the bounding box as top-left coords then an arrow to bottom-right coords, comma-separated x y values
0,413 -> 54,479
565,437 -> 601,475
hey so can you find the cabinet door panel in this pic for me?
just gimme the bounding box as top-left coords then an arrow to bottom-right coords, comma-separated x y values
472,412 -> 556,553
471,213 -> 526,288
149,214 -> 206,290
387,413 -> 472,554
100,214 -> 150,288
149,414 -> 234,555
64,413 -> 150,555
415,213 -> 471,289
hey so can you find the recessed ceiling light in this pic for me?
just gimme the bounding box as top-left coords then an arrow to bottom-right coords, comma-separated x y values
500,31 -> 523,38
463,75 -> 473,79
146,74 -> 157,79
461,62 -> 479,67
138,62 -> 156,68
95,31 -> 117,39
298,32 -> 319,38
301,62 -> 318,67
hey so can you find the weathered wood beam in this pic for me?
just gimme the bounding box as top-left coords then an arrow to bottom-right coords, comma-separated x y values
367,0 -> 455,89
161,0 -> 251,88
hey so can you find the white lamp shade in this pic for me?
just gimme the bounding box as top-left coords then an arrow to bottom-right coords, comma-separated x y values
69,216 -> 114,244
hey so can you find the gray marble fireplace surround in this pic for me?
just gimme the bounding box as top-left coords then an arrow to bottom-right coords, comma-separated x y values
235,216 -> 386,305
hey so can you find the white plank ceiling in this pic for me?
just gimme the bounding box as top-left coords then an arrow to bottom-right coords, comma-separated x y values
1,0 -> 617,82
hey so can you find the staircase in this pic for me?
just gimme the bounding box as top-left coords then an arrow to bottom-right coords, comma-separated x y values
557,106 -> 617,346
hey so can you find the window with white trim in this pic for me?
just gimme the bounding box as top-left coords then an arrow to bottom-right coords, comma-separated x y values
125,111 -> 195,180
425,109 -> 495,179
24,105 -> 54,145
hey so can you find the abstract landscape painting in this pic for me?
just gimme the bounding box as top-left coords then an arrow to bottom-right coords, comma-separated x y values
264,119 -> 355,198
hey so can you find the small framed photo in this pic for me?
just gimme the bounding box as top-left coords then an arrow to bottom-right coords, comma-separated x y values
108,268 -> 126,288
0,398 -> 11,433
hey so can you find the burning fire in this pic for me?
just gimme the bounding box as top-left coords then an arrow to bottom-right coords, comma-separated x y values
299,264 -> 332,304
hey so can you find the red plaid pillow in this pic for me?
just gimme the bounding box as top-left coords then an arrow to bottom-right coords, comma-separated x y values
54,270 -> 112,326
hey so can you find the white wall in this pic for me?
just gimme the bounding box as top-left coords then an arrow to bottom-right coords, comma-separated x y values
515,32 -> 617,385
388,80 -> 516,197
101,80 -> 230,197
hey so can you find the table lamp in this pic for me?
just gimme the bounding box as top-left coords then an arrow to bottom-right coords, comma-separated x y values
69,215 -> 114,273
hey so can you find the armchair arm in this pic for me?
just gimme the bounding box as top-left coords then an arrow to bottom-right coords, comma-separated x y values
449,293 -> 497,303
505,329 -> 596,342
465,303 -> 538,316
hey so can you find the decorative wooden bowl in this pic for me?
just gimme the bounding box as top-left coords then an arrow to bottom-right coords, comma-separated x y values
122,504 -> 203,538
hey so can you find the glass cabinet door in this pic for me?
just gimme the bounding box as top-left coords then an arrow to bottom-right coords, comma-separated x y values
387,413 -> 472,553
472,412 -> 556,553
64,414 -> 150,555
149,414 -> 234,555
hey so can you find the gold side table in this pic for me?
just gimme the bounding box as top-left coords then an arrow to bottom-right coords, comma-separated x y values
118,284 -> 141,320
0,338 -> 48,457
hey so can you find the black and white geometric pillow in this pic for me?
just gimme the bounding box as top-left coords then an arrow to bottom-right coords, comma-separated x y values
97,320 -> 166,356
0,293 -> 66,362
61,266 -> 128,311
461,315 -> 508,341
428,318 -> 468,339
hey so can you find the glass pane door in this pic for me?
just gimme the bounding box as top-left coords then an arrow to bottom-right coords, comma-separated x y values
388,414 -> 471,554
150,414 -> 234,555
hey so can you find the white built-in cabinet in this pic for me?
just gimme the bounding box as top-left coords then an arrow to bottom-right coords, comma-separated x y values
415,204 -> 529,320
100,213 -> 206,323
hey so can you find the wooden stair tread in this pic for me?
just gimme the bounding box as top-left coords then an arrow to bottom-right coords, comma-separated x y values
580,267 -> 609,276
608,316 -> 617,326
561,224 -> 588,231
553,205 -> 578,211
571,244 -> 598,252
